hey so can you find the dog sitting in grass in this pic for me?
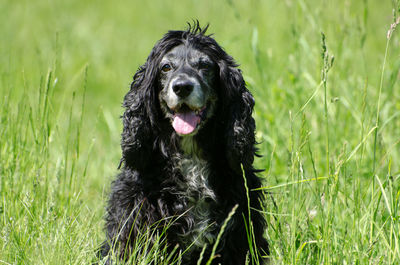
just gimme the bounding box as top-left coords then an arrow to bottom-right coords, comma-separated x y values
100,22 -> 269,265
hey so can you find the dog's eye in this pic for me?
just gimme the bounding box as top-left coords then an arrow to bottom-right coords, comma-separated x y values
198,61 -> 211,70
161,64 -> 172,72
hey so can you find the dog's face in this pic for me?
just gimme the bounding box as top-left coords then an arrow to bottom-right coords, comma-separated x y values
158,44 -> 218,136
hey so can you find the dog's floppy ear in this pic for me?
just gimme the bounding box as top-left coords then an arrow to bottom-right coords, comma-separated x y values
219,62 -> 257,172
121,59 -> 159,169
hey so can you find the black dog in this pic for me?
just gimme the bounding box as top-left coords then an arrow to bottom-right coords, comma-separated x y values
101,22 -> 269,265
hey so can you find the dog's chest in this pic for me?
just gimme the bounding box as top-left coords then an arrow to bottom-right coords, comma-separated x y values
178,157 -> 216,201
175,156 -> 217,248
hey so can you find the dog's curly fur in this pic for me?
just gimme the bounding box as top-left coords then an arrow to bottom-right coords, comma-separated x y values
101,22 -> 269,265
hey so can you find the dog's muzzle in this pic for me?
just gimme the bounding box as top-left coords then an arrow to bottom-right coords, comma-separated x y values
162,76 -> 208,135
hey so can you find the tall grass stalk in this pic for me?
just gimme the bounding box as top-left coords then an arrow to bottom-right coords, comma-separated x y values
320,32 -> 334,176
370,13 -> 399,250
319,32 -> 334,264
205,204 -> 238,265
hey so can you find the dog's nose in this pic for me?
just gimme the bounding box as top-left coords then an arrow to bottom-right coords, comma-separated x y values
172,80 -> 194,98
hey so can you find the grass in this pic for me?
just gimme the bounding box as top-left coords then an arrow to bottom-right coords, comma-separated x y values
1,0 -> 400,264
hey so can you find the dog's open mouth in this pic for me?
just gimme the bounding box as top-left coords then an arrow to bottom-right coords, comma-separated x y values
170,104 -> 207,135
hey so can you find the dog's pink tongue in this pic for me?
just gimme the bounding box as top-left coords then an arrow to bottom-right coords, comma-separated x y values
172,112 -> 200,135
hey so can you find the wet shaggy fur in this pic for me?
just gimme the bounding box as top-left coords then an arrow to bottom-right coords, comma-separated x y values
101,23 -> 269,264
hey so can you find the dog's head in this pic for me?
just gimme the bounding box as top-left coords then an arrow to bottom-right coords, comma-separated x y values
122,22 -> 256,169
158,44 -> 218,135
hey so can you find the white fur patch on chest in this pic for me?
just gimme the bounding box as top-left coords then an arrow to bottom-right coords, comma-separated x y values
174,137 -> 217,249
178,157 -> 216,201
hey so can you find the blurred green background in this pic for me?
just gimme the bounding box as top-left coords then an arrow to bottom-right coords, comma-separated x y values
1,0 -> 400,264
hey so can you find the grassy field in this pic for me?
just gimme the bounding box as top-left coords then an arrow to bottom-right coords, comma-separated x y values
1,0 -> 400,264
